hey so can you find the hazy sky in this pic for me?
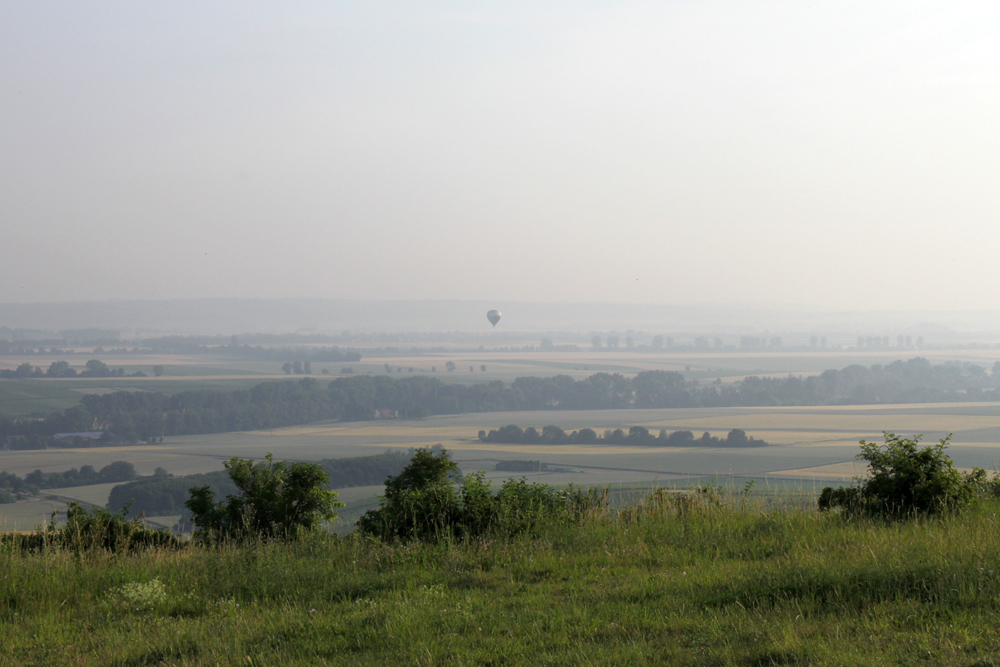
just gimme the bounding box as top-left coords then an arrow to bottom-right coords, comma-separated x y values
3,2 -> 999,309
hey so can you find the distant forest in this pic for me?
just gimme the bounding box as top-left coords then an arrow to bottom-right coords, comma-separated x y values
1,358 -> 998,443
478,425 -> 766,447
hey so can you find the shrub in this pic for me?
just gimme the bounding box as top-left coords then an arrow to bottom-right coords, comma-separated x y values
819,432 -> 983,516
357,448 -> 605,542
356,448 -> 462,542
186,454 -> 344,542
2,502 -> 178,553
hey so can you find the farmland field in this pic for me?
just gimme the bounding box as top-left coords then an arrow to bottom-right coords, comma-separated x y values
5,345 -> 1000,530
5,399 -> 1000,529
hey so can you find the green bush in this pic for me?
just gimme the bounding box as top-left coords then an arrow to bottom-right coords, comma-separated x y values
819,432 -> 984,516
1,502 -> 178,553
357,448 -> 604,542
185,453 -> 343,542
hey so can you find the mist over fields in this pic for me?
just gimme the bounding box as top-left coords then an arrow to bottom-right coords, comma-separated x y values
1,298 -> 1000,341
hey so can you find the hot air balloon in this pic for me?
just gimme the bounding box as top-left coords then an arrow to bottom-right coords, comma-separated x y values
487,310 -> 501,327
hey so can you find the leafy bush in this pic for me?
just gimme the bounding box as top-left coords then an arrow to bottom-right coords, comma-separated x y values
357,448 -> 604,542
1,502 -> 178,553
818,432 -> 984,516
185,454 -> 344,542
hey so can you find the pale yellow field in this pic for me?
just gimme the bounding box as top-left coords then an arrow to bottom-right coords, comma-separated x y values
769,462 -> 869,480
660,411 -> 1000,434
51,482 -> 126,506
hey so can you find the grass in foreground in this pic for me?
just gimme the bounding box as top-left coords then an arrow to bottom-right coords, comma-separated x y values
4,493 -> 1000,666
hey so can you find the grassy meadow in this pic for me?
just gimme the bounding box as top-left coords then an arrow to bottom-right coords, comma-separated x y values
5,347 -> 1000,663
5,492 -> 1000,665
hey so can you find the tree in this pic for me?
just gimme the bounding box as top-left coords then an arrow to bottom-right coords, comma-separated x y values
356,448 -> 461,541
606,335 -> 619,350
818,432 -> 981,516
303,361 -> 312,374
480,365 -> 487,372
445,361 -> 456,372
185,453 -> 343,541
356,448 -> 591,542
651,335 -> 664,351
85,359 -> 109,376
46,361 -> 76,378
591,335 -> 601,350
152,365 -> 164,377
292,361 -> 304,375
282,362 -> 293,375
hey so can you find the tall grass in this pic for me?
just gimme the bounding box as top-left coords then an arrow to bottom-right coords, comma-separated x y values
3,490 -> 1000,665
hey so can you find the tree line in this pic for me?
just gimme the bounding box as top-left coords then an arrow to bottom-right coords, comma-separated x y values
478,424 -> 765,447
0,461 -> 137,504
0,359 -> 142,379
1,358 -> 998,444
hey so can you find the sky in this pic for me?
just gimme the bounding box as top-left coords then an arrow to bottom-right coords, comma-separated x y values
3,1 -> 1000,310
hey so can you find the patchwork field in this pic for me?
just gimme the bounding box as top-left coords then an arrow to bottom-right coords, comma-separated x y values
4,400 -> 1000,529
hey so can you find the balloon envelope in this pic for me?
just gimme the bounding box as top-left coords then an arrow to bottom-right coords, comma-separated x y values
487,310 -> 501,327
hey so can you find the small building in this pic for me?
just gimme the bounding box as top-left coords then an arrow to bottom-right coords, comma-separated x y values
372,409 -> 399,420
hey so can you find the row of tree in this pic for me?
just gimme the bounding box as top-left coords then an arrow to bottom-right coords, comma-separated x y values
0,359 -> 144,379
1,358 -> 997,443
477,425 -> 766,447
0,461 -> 137,503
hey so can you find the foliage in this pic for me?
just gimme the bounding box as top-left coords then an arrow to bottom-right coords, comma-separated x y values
185,454 -> 344,542
1,502 -> 178,553
110,451 -> 412,519
818,432 -> 984,516
357,448 -> 603,542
